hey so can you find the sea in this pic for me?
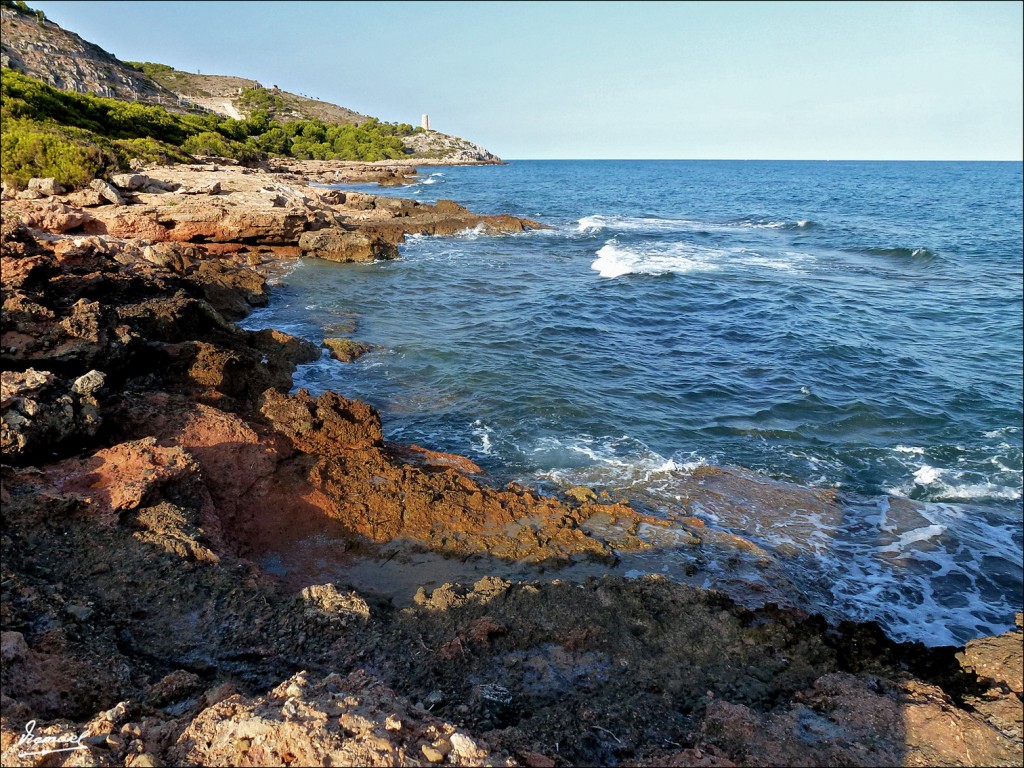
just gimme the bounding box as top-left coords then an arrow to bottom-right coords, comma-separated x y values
242,160 -> 1023,647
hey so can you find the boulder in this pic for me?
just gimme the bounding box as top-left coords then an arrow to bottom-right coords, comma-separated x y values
18,201 -> 88,233
374,197 -> 416,217
89,178 -> 126,206
298,229 -> 399,263
27,177 -> 66,196
110,173 -> 148,191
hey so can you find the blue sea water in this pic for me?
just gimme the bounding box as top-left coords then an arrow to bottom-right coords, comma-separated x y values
244,160 -> 1023,645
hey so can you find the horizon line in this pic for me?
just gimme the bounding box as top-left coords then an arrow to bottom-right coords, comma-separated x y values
500,158 -> 1024,163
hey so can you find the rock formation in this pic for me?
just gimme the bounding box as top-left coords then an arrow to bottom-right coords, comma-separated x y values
0,163 -> 1019,768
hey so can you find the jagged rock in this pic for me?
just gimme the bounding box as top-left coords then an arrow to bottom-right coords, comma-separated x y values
144,670 -> 203,707
0,368 -> 103,463
340,191 -> 377,210
298,228 -> 399,263
565,485 -> 598,503
167,671 -> 515,766
71,369 -> 106,397
15,188 -> 43,200
299,584 -> 370,623
27,177 -> 66,196
89,178 -> 126,205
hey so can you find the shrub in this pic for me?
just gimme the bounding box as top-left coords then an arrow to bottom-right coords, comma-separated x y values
0,119 -> 102,188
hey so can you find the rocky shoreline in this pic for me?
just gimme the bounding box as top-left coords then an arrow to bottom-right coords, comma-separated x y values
1,161 -> 1021,767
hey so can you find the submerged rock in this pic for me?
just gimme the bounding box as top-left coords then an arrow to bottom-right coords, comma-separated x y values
322,336 -> 373,362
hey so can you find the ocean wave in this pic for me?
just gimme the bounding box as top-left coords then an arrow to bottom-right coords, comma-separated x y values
888,461 -> 1023,503
860,246 -> 937,260
452,223 -> 489,239
530,434 -> 704,491
591,240 -> 808,278
730,216 -> 817,230
577,214 -> 816,235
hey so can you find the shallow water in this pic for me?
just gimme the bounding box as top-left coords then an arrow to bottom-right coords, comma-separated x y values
244,160 -> 1023,645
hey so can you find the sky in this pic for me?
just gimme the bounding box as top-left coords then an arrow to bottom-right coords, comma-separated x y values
30,0 -> 1024,161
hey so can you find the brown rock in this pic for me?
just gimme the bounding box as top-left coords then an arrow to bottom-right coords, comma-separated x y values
959,621 -> 1024,694
390,443 -> 484,475
565,485 -> 597,503
421,744 -> 445,763
298,229 -> 399,263
518,751 -> 557,768
433,199 -> 470,214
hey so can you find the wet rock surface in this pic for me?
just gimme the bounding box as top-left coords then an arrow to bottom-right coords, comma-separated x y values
1,163 -> 1020,767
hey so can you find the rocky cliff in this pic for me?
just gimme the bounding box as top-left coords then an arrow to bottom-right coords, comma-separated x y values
0,4 -> 190,111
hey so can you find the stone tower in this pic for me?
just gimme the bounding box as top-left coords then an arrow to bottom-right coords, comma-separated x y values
421,114 -> 430,131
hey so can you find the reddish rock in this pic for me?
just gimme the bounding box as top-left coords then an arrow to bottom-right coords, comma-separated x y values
389,443 -> 484,475
18,200 -> 87,233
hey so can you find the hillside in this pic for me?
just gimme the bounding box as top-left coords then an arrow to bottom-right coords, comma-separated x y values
0,2 -> 198,113
0,2 -> 500,163
130,63 -> 367,125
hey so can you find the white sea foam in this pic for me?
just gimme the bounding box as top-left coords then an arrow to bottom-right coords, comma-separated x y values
530,434 -> 701,491
471,419 -> 495,456
890,460 -> 1023,503
453,223 -> 488,239
878,524 -> 947,555
577,214 -> 814,235
893,445 -> 925,455
913,464 -> 943,485
591,240 -> 806,278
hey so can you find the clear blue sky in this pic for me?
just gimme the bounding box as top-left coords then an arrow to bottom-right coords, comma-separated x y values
31,1 -> 1024,160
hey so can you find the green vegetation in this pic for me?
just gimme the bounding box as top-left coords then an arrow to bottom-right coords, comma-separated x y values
1,68 -> 418,188
237,87 -> 288,117
125,61 -> 175,79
